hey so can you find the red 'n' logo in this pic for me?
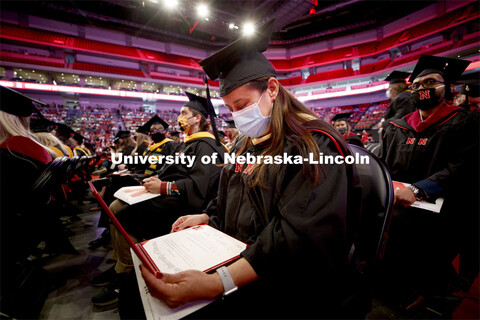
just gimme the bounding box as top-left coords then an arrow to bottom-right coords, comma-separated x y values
243,163 -> 254,175
234,162 -> 254,175
406,138 -> 416,144
418,138 -> 428,145
419,90 -> 431,100
234,162 -> 243,173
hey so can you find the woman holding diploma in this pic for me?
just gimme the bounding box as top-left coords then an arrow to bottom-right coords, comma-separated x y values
138,20 -> 359,318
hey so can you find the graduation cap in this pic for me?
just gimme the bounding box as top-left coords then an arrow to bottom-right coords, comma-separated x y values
72,132 -> 86,144
115,130 -> 131,139
225,120 -> 236,129
170,131 -> 180,137
184,92 -> 210,118
199,19 -> 276,97
54,123 -> 76,139
331,112 -> 353,123
218,131 -> 226,138
30,117 -> 55,133
184,91 -> 221,145
384,71 -> 411,84
409,55 -> 470,83
457,71 -> 480,97
137,115 -> 169,134
0,85 -> 47,117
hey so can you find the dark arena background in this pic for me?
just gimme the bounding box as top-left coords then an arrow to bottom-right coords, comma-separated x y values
0,1 -> 478,319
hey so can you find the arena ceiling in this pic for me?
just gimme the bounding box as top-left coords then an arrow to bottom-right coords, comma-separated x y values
3,0 -> 437,48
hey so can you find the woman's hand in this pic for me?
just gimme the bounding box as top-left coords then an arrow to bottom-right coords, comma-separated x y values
143,176 -> 161,194
171,214 -> 209,233
394,188 -> 416,208
140,265 -> 223,307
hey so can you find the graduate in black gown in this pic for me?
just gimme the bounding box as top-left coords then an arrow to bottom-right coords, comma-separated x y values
378,55 -> 479,314
92,92 -> 228,307
0,86 -> 59,317
132,115 -> 180,175
137,20 -> 360,318
455,73 -> 480,112
332,112 -> 364,147
90,116 -> 180,249
381,70 -> 415,130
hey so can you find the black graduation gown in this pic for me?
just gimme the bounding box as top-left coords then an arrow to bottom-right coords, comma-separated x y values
205,122 -> 352,318
135,138 -> 181,175
346,132 -> 364,147
116,133 -> 227,240
379,107 -> 479,296
136,140 -> 150,157
382,90 -> 415,130
0,137 -> 52,293
97,139 -> 182,229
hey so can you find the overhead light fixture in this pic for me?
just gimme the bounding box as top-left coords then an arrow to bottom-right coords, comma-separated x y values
197,4 -> 209,18
242,22 -> 255,36
163,0 -> 177,9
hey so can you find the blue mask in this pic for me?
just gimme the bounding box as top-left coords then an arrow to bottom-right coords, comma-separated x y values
232,92 -> 271,138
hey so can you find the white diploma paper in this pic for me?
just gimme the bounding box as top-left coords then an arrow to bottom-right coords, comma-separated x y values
393,181 -> 444,213
114,186 -> 160,205
132,225 -> 247,320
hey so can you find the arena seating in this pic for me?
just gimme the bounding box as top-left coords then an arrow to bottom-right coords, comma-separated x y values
73,62 -> 144,78
0,2 -> 477,83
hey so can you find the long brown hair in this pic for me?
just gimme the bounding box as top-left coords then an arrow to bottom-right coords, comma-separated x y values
190,109 -> 211,132
236,77 -> 329,188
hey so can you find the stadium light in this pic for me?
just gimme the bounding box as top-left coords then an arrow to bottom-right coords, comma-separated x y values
228,23 -> 235,29
163,0 -> 177,9
197,4 -> 209,18
242,22 -> 255,36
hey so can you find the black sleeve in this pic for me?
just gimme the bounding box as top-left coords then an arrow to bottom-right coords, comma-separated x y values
383,92 -> 415,129
420,112 -> 479,195
174,141 -> 222,211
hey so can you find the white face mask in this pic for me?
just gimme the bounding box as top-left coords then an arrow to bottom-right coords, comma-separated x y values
232,92 -> 271,138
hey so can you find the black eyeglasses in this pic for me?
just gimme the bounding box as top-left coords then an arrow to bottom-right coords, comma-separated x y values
410,78 -> 444,90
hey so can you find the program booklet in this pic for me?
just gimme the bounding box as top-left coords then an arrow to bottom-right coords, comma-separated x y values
114,186 -> 161,205
393,181 -> 444,213
132,224 -> 248,320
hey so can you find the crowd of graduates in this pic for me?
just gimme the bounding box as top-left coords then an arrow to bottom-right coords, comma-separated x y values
0,20 -> 479,320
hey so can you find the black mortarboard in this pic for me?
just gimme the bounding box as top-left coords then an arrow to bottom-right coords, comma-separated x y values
218,131 -> 226,138
409,55 -> 470,83
458,72 -> 480,97
459,83 -> 480,97
72,133 -> 86,144
225,120 -> 236,129
54,123 -> 76,139
332,112 -> 353,123
115,130 -> 131,139
170,131 -> 180,137
184,92 -> 210,118
199,20 -> 276,97
30,117 -> 55,133
137,115 -> 169,134
384,71 -> 411,84
0,85 -> 47,117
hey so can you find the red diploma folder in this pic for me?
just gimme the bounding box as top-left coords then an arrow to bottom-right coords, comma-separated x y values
88,181 -> 162,278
